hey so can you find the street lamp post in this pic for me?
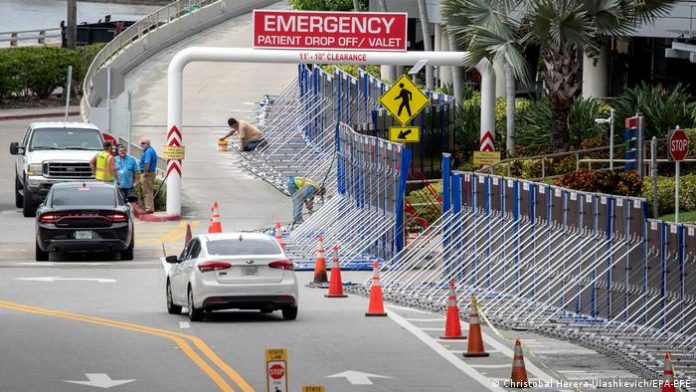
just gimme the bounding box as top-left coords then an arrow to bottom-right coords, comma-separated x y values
594,108 -> 616,170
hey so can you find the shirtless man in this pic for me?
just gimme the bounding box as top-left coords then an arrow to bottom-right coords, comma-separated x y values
219,117 -> 266,152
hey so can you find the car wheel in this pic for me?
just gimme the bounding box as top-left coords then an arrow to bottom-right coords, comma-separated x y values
35,240 -> 48,261
22,186 -> 36,217
121,235 -> 134,261
282,306 -> 298,321
166,280 -> 182,314
188,286 -> 203,322
15,176 -> 23,209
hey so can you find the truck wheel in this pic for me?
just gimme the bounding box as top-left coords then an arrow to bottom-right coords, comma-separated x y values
15,176 -> 23,209
35,240 -> 48,261
22,187 -> 36,217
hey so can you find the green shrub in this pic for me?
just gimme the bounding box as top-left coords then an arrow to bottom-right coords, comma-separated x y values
555,170 -> 642,196
516,97 -> 611,153
289,0 -> 367,10
406,182 -> 442,223
613,82 -> 696,139
0,44 -> 103,103
318,64 -> 381,79
642,174 -> 696,216
134,177 -> 167,211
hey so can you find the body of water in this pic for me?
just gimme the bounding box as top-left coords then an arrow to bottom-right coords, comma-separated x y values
0,0 -> 161,33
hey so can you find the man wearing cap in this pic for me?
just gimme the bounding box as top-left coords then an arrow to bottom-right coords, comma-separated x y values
90,141 -> 118,185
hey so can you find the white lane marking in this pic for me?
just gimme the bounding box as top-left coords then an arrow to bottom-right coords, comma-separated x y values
447,349 -> 500,354
64,373 -> 135,388
179,321 -> 190,329
404,318 -> 446,322
386,304 -> 432,314
387,309 -> 506,392
469,364 -> 511,369
421,327 -> 447,331
325,370 -> 390,385
477,331 -> 555,383
14,277 -> 116,283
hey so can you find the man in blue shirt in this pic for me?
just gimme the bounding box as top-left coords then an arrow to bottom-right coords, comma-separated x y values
139,138 -> 158,213
115,144 -> 139,200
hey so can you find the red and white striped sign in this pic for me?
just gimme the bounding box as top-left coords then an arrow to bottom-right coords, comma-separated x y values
166,125 -> 182,177
480,131 -> 495,152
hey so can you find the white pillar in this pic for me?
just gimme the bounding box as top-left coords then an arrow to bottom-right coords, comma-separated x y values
493,57 -> 506,98
440,28 -> 452,88
582,45 -> 609,99
380,65 -> 395,83
478,59 -> 496,151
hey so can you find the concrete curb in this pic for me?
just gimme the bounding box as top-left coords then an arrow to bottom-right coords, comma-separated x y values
132,203 -> 181,222
0,111 -> 80,121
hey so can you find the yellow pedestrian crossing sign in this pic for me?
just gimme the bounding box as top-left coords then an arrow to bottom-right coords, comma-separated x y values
389,126 -> 420,143
379,74 -> 429,125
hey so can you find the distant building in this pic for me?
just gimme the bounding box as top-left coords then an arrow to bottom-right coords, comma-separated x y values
370,0 -> 696,98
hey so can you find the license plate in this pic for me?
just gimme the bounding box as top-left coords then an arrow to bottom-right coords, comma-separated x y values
74,231 -> 93,240
241,266 -> 258,276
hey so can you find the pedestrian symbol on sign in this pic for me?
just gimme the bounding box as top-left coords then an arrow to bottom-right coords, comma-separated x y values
395,83 -> 412,117
379,75 -> 429,125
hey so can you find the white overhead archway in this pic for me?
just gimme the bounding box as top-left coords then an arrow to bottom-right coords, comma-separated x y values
166,47 -> 496,216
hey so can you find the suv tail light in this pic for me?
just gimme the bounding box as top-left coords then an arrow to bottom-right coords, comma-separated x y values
39,214 -> 57,223
269,260 -> 294,270
198,261 -> 232,272
107,213 -> 128,222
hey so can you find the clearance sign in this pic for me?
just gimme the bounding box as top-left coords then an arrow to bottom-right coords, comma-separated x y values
253,10 -> 407,51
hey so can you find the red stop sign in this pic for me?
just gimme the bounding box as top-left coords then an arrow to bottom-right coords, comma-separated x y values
669,129 -> 689,161
269,364 -> 285,380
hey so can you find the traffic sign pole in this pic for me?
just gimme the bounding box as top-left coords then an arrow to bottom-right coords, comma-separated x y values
676,160 -> 680,223
668,126 -> 689,223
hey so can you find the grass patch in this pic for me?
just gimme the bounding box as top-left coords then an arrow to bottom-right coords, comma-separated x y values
659,211 -> 696,223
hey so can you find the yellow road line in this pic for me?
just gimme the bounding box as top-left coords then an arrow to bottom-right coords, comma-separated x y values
168,221 -> 200,244
156,221 -> 188,244
0,300 -> 254,392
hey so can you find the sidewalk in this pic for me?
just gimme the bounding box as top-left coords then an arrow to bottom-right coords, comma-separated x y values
0,106 -> 80,121
110,1 -> 294,231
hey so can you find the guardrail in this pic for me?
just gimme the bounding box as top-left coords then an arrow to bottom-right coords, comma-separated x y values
0,28 -> 61,47
81,0 -> 218,119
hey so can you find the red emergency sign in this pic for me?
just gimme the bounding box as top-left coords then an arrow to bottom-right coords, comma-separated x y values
253,10 -> 407,51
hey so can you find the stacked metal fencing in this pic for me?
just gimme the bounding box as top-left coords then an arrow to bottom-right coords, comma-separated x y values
347,155 -> 695,386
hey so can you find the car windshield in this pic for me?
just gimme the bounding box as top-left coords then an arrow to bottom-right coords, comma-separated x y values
30,128 -> 102,151
51,187 -> 116,207
206,238 -> 282,256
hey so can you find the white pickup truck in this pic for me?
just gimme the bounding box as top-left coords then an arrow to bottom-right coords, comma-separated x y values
10,122 -> 105,217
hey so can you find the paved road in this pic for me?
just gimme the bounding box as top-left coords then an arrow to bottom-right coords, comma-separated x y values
0,2 -> 663,391
111,1 -> 296,230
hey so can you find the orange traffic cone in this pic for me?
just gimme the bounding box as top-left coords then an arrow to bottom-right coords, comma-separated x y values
275,221 -> 285,251
463,296 -> 489,357
365,260 -> 387,317
440,280 -> 465,339
208,202 -> 222,233
311,235 -> 328,286
509,338 -> 529,388
184,223 -> 192,246
325,245 -> 347,298
662,353 -> 676,392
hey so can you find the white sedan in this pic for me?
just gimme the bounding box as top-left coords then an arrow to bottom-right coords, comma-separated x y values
165,232 -> 299,321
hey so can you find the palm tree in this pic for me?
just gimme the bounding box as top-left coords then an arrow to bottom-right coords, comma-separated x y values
441,0 -> 677,151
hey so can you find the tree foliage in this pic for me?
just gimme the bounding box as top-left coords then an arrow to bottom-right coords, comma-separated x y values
289,0 -> 367,11
441,0 -> 678,151
0,44 -> 104,103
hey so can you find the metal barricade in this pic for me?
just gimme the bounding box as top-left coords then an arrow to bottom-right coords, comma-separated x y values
345,153 -> 696,386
